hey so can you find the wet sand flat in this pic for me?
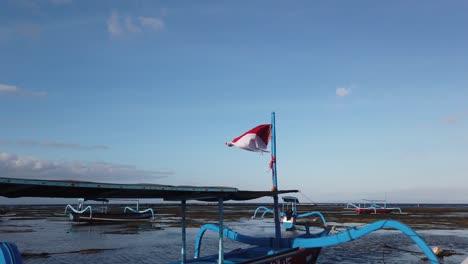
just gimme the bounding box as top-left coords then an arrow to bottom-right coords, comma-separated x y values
2,203 -> 468,232
1,204 -> 467,263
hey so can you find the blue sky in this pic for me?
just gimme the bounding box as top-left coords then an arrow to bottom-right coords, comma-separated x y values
0,1 -> 467,203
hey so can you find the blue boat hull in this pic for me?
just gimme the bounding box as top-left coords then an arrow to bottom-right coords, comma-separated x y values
172,246 -> 322,264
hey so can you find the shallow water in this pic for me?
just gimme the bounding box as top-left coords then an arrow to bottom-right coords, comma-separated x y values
1,214 -> 467,263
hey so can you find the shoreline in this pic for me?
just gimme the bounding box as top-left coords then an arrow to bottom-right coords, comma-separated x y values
2,204 -> 468,230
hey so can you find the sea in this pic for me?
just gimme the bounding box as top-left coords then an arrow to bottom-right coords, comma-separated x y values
0,204 -> 467,264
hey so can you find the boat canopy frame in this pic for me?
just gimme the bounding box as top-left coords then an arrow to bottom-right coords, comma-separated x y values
0,177 -> 296,202
0,176 -> 297,264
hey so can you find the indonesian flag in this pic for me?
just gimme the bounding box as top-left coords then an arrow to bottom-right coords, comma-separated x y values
226,124 -> 271,152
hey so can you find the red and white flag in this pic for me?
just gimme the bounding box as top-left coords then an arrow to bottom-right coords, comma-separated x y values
226,124 -> 271,152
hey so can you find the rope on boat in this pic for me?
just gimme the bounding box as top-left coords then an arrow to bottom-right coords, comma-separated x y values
298,191 -> 316,205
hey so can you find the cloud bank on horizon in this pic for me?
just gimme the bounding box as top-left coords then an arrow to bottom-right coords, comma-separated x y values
0,139 -> 109,150
0,151 -> 172,183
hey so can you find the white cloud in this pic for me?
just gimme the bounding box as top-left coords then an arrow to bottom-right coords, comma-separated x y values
0,84 -> 17,93
124,16 -> 141,33
107,10 -> 123,36
1,139 -> 110,150
0,83 -> 46,97
0,151 -> 172,183
107,11 -> 165,37
336,87 -> 351,97
138,17 -> 164,31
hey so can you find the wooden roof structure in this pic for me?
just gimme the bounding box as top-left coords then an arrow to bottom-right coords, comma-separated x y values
0,177 -> 297,201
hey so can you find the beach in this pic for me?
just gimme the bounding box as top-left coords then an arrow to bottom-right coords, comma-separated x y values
1,203 -> 467,263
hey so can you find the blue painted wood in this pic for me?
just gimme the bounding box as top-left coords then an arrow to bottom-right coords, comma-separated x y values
252,205 -> 327,231
271,112 -> 282,243
181,200 -> 186,264
217,198 -> 224,264
193,219 -> 440,264
271,112 -> 278,191
251,206 -> 274,219
290,219 -> 440,264
282,196 -> 300,203
0,242 -> 22,264
282,221 -> 295,230
194,224 -> 273,258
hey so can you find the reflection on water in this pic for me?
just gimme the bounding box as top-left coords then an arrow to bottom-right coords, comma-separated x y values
1,215 -> 467,263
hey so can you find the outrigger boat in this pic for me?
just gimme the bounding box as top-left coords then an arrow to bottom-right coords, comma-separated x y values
65,198 -> 155,223
252,196 -> 327,231
346,199 -> 404,214
0,113 -> 440,263
0,207 -> 16,217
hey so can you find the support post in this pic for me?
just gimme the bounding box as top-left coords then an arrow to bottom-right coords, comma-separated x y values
181,200 -> 186,264
218,197 -> 224,264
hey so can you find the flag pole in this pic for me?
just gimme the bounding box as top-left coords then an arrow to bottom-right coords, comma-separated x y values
271,112 -> 281,243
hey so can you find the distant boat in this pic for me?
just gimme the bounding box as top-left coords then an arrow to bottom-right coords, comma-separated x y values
0,209 -> 16,217
68,211 -> 154,223
346,199 -> 404,214
252,196 -> 327,231
65,198 -> 155,223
